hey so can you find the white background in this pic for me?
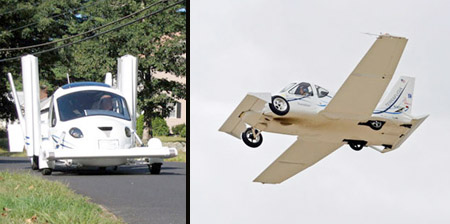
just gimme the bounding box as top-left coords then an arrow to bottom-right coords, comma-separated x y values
191,1 -> 450,223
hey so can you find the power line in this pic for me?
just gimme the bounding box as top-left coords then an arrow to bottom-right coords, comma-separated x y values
0,0 -> 184,63
0,0 -> 165,52
4,0 -> 107,33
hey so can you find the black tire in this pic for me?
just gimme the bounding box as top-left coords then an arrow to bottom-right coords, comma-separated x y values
369,120 -> 384,131
241,128 -> 263,148
41,168 -> 52,175
150,163 -> 162,174
31,155 -> 39,170
349,141 -> 366,151
269,96 -> 290,116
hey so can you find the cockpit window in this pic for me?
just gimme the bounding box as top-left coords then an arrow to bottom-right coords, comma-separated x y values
289,82 -> 313,96
315,85 -> 329,98
57,90 -> 130,121
280,83 -> 297,93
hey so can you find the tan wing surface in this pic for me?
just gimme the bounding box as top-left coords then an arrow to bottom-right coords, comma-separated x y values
219,93 -> 271,139
322,35 -> 408,119
254,138 -> 343,184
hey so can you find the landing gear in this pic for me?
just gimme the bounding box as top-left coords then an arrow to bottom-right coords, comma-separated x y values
358,120 -> 385,131
149,163 -> 162,174
368,120 -> 384,130
269,96 -> 289,116
241,127 -> 263,148
41,168 -> 52,175
345,140 -> 367,151
31,155 -> 39,170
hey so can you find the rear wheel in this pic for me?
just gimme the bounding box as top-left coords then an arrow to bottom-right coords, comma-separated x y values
242,128 -> 263,148
369,120 -> 384,130
149,163 -> 162,174
348,141 -> 367,151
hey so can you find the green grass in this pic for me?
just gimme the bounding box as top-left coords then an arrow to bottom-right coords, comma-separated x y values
0,171 -> 124,224
165,150 -> 186,162
156,136 -> 186,143
0,138 -> 27,157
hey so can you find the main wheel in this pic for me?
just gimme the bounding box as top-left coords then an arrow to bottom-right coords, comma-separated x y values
369,120 -> 384,130
269,96 -> 289,116
149,163 -> 162,174
41,168 -> 52,175
31,155 -> 39,170
241,128 -> 263,148
349,141 -> 366,151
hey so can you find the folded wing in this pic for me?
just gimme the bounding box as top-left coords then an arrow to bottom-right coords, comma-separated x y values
254,138 -> 343,184
321,35 -> 408,119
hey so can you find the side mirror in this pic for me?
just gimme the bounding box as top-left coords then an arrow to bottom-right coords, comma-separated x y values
320,91 -> 328,97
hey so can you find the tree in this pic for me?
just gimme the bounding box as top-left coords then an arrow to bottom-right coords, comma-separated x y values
0,0 -> 186,135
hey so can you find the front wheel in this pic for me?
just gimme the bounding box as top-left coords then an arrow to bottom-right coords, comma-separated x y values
269,96 -> 289,116
31,155 -> 39,170
242,128 -> 263,148
41,168 -> 52,175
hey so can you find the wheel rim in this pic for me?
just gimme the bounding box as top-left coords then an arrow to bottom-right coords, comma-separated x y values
246,130 -> 260,143
273,98 -> 287,111
372,121 -> 382,128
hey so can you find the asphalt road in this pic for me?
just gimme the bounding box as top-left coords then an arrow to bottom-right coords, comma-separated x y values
0,157 -> 186,224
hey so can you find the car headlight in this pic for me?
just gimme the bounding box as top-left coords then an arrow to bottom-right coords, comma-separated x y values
69,127 -> 84,138
125,127 -> 131,137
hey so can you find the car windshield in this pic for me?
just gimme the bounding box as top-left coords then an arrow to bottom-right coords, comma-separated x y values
280,83 -> 297,92
57,90 -> 130,121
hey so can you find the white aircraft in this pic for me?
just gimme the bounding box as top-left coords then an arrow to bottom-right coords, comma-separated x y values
220,34 -> 428,184
7,54 -> 177,175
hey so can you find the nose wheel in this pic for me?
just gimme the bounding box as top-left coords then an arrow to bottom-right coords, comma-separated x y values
269,96 -> 290,116
242,127 -> 263,148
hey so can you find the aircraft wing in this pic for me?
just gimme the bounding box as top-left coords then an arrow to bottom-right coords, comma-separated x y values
254,138 -> 343,184
321,35 -> 408,119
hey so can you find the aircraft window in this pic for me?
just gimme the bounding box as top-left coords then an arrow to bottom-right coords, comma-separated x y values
289,83 -> 313,96
57,90 -> 130,122
280,83 -> 297,93
315,85 -> 329,98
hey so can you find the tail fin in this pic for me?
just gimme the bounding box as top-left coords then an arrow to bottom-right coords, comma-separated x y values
374,76 -> 414,115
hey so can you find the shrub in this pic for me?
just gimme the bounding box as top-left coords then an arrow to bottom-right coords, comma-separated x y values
172,123 -> 186,136
152,117 -> 170,136
136,115 -> 144,139
180,126 -> 186,137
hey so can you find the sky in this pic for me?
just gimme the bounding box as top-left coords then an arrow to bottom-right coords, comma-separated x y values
191,1 -> 450,223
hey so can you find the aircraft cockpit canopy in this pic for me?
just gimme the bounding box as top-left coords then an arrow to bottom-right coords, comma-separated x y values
57,90 -> 131,122
288,82 -> 314,96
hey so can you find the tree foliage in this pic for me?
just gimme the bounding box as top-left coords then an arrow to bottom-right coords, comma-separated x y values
0,0 -> 186,128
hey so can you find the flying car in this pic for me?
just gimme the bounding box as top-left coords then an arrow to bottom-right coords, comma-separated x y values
7,54 -> 177,175
220,34 -> 428,184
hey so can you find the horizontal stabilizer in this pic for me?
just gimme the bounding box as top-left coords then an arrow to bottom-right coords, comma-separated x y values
219,93 -> 271,139
384,114 -> 429,153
